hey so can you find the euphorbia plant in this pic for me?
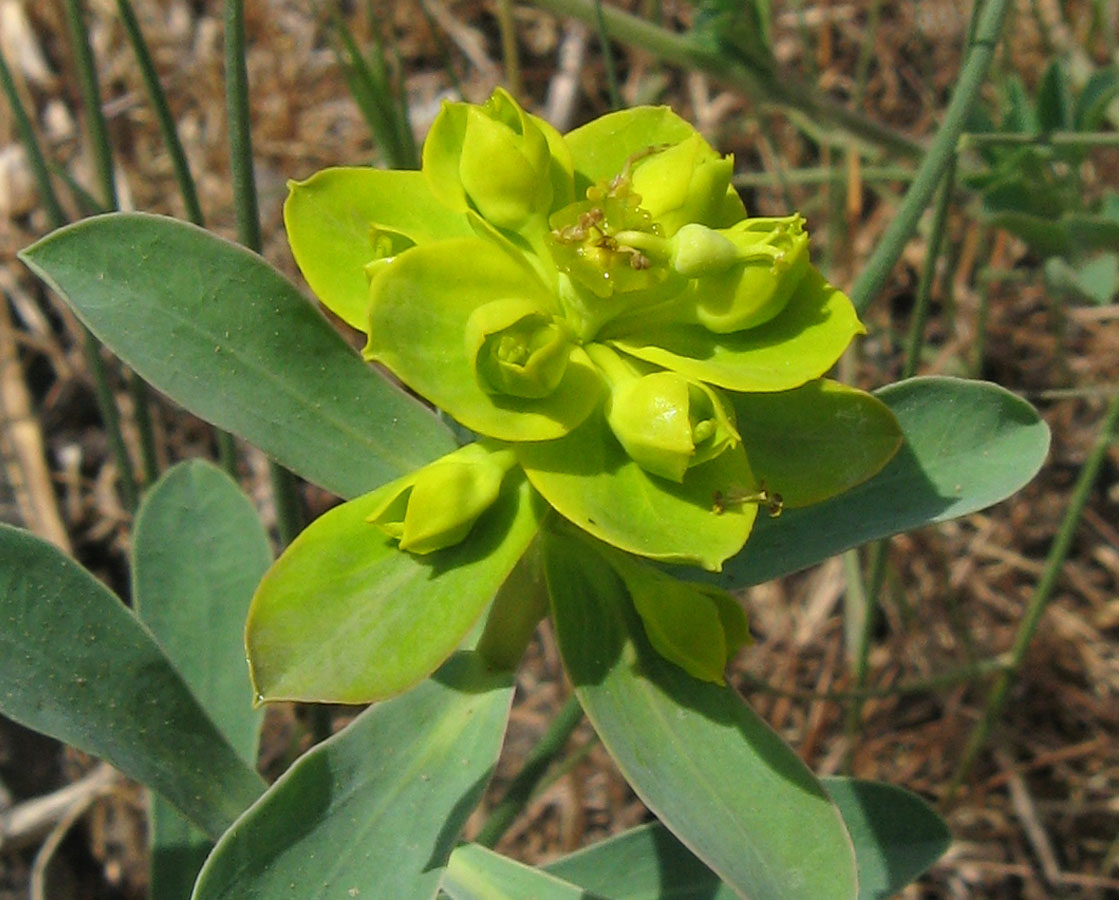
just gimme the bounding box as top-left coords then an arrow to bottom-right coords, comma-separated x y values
257,89 -> 901,699
9,88 -> 1052,899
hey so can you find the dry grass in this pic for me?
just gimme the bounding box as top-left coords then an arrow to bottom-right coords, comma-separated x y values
1,0 -> 1118,897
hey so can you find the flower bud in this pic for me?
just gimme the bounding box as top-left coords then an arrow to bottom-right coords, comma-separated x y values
628,134 -> 735,236
424,88 -> 573,232
690,215 -> 810,333
466,298 -> 572,399
367,443 -> 517,554
589,345 -> 739,482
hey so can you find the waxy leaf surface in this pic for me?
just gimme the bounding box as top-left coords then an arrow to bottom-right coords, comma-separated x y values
248,476 -> 541,703
733,379 -> 902,508
609,268 -> 863,392
517,418 -> 755,571
19,213 -> 455,499
132,461 -> 271,900
443,845 -> 600,900
546,533 -> 857,900
717,377 -> 1051,587
192,653 -> 513,900
284,167 -> 473,330
0,525 -> 263,839
365,236 -> 603,441
544,778 -> 950,900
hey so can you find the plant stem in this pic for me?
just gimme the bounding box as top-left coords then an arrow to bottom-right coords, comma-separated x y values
592,0 -> 623,110
741,653 -> 1012,703
0,50 -> 66,228
526,0 -> 921,158
475,694 -> 585,848
2,45 -> 141,511
902,155 -> 957,379
115,0 -> 204,225
495,0 -> 524,99
734,164 -> 915,188
944,393 -> 1119,804
224,0 -> 303,544
851,0 -> 1012,314
62,0 -> 118,211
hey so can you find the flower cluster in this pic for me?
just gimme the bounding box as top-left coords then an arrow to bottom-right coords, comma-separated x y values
284,89 -> 891,574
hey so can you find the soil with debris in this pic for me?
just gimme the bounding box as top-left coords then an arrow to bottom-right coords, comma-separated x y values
1,0 -> 1118,898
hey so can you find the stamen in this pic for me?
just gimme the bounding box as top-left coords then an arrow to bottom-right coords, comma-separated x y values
713,486 -> 784,518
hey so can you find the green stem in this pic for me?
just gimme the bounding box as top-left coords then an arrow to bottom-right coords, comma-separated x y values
742,653 -> 1012,703
115,0 -> 204,224
224,0 -> 303,542
475,694 -> 585,848
3,45 -> 141,511
0,50 -> 66,228
902,155 -> 957,379
526,0 -> 921,159
945,393 -> 1119,803
961,130 -> 1119,148
476,537 -> 548,672
82,333 -> 139,512
62,0 -> 118,210
496,0 -> 524,100
851,0 -> 1012,314
592,0 -> 623,110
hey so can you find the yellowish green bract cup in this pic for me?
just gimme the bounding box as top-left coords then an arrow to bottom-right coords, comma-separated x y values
268,89 -> 903,689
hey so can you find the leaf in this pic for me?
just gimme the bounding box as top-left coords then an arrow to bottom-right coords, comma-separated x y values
544,778 -> 951,900
564,107 -> 702,188
601,545 -> 747,683
1073,65 -> 1119,131
443,845 -> 601,900
516,415 -> 756,572
984,210 -> 1071,258
732,379 -> 903,508
0,524 -> 263,839
609,267 -> 864,392
545,823 -> 738,899
1035,60 -> 1073,132
247,475 -> 542,703
1044,253 -> 1119,305
822,777 -> 951,900
364,236 -> 604,442
132,461 -> 272,899
192,652 -> 514,900
716,377 -> 1050,587
284,167 -> 473,330
545,532 -> 858,900
19,213 -> 455,500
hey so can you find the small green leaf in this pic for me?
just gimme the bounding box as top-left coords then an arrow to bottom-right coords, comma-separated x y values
19,213 -> 456,499
1036,60 -> 1073,132
0,525 -> 264,839
566,106 -> 700,184
132,461 -> 272,899
603,545 -> 746,683
717,377 -> 1050,587
1044,253 -> 1119,304
443,845 -> 600,900
609,267 -> 863,392
732,379 -> 903,508
192,652 -> 514,900
517,414 -> 756,571
544,778 -> 951,900
247,474 -> 541,703
1074,65 -> 1119,131
822,777 -> 952,900
545,533 -> 857,900
284,167 -> 473,330
365,236 -> 604,441
545,823 -> 737,899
